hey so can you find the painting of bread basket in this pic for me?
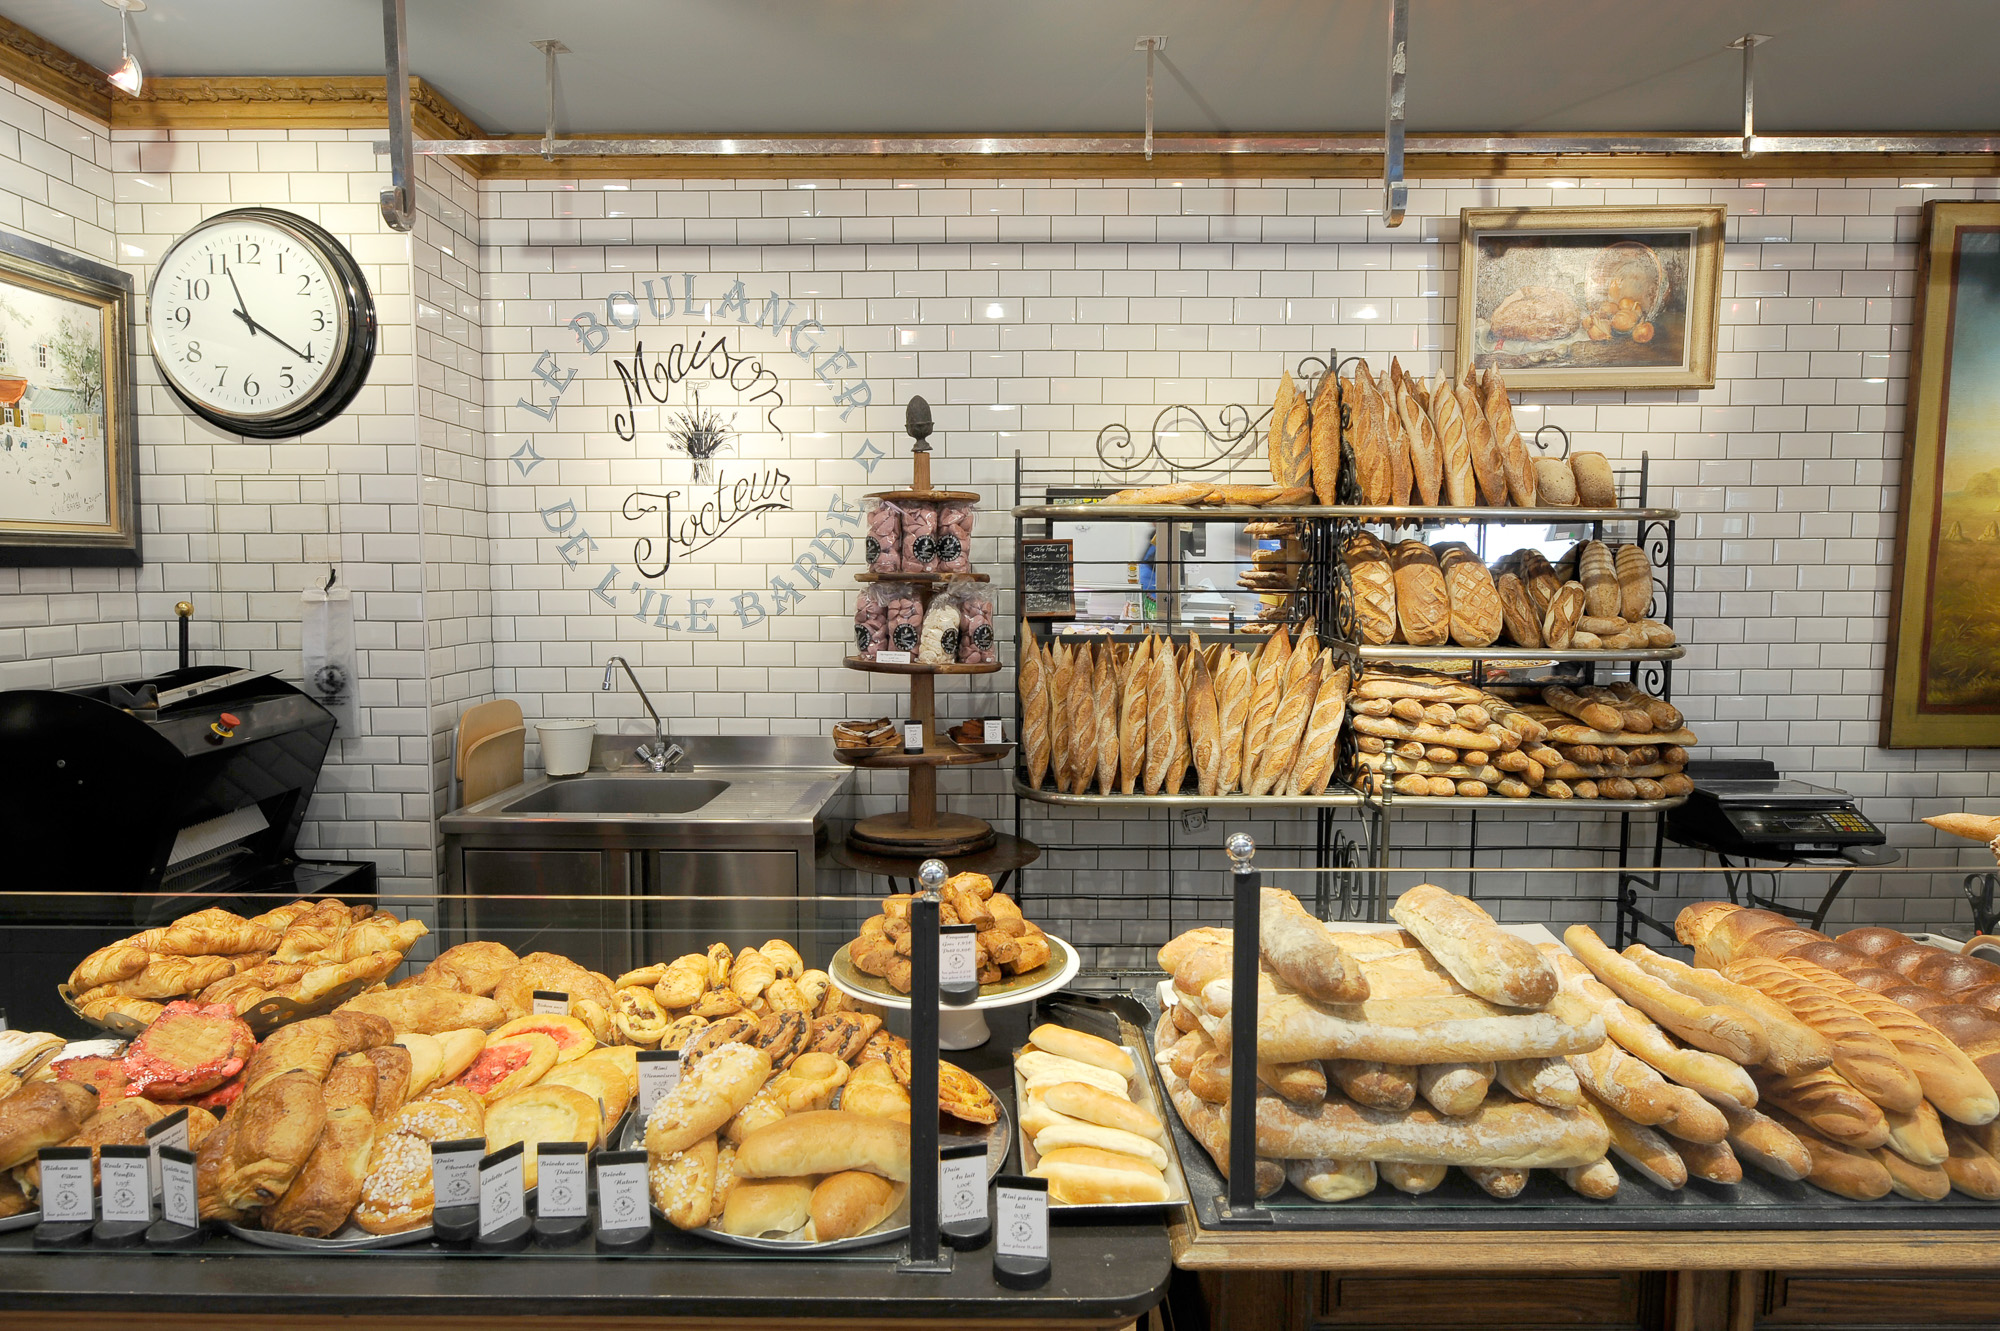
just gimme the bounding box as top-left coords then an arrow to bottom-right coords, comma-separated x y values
1457,206 -> 1724,391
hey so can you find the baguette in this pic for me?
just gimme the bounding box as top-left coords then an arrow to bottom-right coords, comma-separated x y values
1396,369 -> 1444,505
1380,1160 -> 1447,1194
1161,1067 -> 1285,1198
1494,1057 -> 1583,1110
1019,636 -> 1051,790
1287,656 -> 1351,797
1464,1165 -> 1528,1198
1679,1137 -> 1742,1185
1324,1059 -> 1417,1112
1456,378 -> 1508,506
1547,949 -> 1756,1111
1883,1098 -> 1949,1167
1390,885 -> 1557,1010
1188,648 -> 1223,798
1717,1102 -> 1811,1182
1776,957 -> 2000,1126
1068,642 -> 1099,795
1566,1038 -> 1680,1127
1142,643 -> 1179,796
1753,1067 -> 1890,1148
1260,887 -> 1367,1003
1092,642 -> 1119,795
1723,958 -> 1922,1114
1266,370 -> 1298,486
1416,1061 -> 1494,1117
1621,944 -> 1832,1076
1481,373 -> 1535,507
1248,661 -> 1320,797
1943,1120 -> 2000,1200
1238,629 -> 1290,794
1876,1146 -> 1953,1201
1351,364 -> 1393,506
1284,1157 -> 1377,1202
1252,1090 -> 1610,1168
1117,637 -> 1148,794
1431,374 -> 1477,506
1563,926 -> 1768,1065
1234,988 -> 1604,1065
1381,362 -> 1413,504
1768,1108 -> 1893,1201
1581,1094 -> 1685,1189
1561,1156 -> 1621,1199
1309,368 -> 1342,505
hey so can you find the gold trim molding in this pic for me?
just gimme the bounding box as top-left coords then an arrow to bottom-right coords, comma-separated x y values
0,13 -> 109,122
115,76 -> 480,142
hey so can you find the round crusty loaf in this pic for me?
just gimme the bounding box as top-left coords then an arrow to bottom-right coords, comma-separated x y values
1570,451 -> 1618,506
1535,458 -> 1579,506
1541,582 -> 1586,650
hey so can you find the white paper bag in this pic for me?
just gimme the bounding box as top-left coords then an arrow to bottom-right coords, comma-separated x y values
302,587 -> 360,735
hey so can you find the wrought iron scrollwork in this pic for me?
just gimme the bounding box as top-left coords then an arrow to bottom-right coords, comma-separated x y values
1094,402 -> 1271,479
1530,423 -> 1572,459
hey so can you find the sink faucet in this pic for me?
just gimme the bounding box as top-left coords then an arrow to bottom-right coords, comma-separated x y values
601,656 -> 684,772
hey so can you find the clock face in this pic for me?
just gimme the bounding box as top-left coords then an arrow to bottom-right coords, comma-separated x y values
146,209 -> 374,438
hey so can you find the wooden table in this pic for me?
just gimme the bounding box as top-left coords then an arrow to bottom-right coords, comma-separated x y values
823,831 -> 1042,895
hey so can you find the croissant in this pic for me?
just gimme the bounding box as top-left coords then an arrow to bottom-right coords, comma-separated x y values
730,948 -> 778,1005
135,908 -> 278,958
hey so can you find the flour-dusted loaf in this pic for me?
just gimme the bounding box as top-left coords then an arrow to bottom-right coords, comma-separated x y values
1570,451 -> 1618,507
1437,544 -> 1502,648
1260,886 -> 1367,1004
1390,884 -> 1558,1010
1535,457 -> 1579,505
1389,540 -> 1450,647
1457,377 -> 1509,507
1345,532 -> 1399,645
1430,373 -> 1477,506
1252,1089 -> 1610,1169
1613,544 -> 1652,622
1494,572 -> 1543,648
1397,371 -> 1444,505
1351,364 -> 1394,506
1310,368 -> 1342,505
1481,372 -> 1536,507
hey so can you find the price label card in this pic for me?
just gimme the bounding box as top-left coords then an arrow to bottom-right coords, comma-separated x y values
537,1142 -> 588,1219
941,1143 -> 985,1225
146,1107 -> 190,1197
531,990 -> 570,1016
637,1049 -> 680,1118
38,1147 -> 92,1224
158,1146 -> 198,1229
479,1143 -> 526,1237
876,650 -> 912,665
983,718 -> 1004,745
994,1177 -> 1049,1260
99,1146 -> 152,1225
595,1149 -> 649,1231
940,924 -> 980,989
432,1138 -> 483,1210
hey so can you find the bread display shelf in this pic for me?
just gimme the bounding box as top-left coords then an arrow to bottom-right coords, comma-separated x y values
1014,778 -> 1364,809
1011,503 -> 1677,524
843,656 -> 1002,676
853,571 -> 990,584
833,740 -> 1012,770
1361,645 -> 1686,665
1368,792 -> 1688,812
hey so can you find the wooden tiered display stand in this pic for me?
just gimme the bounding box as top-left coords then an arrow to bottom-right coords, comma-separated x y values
840,396 -> 1009,858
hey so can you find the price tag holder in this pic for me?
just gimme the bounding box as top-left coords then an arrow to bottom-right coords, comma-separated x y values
476,1142 -> 532,1250
33,1146 -> 93,1249
95,1144 -> 152,1246
637,1049 -> 680,1118
145,1145 -> 202,1248
940,1142 -> 990,1251
145,1106 -> 190,1199
983,718 -> 1004,745
876,650 -> 913,665
593,1148 -> 652,1253
531,989 -> 570,1016
532,1141 -> 590,1246
430,1137 -> 484,1245
992,1175 -> 1050,1289
939,923 -> 980,1006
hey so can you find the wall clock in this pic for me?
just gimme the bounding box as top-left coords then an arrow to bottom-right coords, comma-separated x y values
146,207 -> 376,440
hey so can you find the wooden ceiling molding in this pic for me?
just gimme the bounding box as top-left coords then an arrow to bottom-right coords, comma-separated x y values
0,12 -> 1988,181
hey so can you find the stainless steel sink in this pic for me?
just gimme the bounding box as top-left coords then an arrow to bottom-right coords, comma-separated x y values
501,777 -> 732,816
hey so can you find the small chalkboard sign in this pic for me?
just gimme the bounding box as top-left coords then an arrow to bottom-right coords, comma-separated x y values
1021,539 -> 1076,620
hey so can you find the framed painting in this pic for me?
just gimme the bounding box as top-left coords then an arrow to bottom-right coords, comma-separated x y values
1884,201 -> 2000,747
0,229 -> 138,566
1456,205 -> 1725,391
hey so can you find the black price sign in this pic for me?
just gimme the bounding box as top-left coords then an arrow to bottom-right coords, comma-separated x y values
1021,539 -> 1075,620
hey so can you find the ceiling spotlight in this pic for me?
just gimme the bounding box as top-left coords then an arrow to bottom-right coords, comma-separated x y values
101,0 -> 146,96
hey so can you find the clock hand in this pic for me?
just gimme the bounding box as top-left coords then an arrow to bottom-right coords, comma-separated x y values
222,265 -> 316,362
256,325 -> 315,362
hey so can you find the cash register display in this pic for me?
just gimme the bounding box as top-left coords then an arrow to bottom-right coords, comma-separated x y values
1731,808 -> 1879,839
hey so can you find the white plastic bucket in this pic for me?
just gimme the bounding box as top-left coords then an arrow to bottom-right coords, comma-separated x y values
536,719 -> 597,777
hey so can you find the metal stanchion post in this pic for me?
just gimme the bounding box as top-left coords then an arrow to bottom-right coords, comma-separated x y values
898,859 -> 952,1273
1219,834 -> 1272,1222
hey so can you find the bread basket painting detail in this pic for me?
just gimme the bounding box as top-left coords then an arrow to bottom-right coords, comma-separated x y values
1457,206 -> 1725,391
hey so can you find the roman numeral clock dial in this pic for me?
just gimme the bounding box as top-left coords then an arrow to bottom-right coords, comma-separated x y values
147,207 -> 376,439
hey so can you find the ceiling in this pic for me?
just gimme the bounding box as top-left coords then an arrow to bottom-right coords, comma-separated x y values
6,0 -> 2000,138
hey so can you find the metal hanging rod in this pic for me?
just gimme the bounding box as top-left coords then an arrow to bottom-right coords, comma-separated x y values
1381,0 -> 1407,226
376,132 -> 2000,159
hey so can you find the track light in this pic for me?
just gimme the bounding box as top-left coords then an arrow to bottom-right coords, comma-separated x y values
102,0 -> 145,97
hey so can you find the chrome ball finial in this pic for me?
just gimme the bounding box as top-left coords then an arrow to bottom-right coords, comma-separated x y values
1226,833 -> 1256,873
918,859 -> 948,894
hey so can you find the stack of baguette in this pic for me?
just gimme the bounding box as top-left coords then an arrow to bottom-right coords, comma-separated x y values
1016,624 -> 1351,798
1156,885 -> 1614,1202
1346,534 -> 1675,653
1240,521 -> 1307,595
1347,668 -> 1694,800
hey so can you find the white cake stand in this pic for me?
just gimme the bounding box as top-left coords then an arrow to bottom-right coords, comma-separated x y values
827,933 -> 1081,1050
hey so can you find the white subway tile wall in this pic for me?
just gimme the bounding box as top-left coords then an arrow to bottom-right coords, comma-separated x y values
0,69 -> 1990,947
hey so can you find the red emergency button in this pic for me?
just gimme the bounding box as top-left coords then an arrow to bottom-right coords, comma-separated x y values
207,712 -> 239,744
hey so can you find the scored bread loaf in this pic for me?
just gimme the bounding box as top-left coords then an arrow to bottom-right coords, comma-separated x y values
1541,581 -> 1586,650
1239,629 -> 1290,793
1495,571 -> 1543,648
1248,660 -> 1320,797
1547,949 -> 1756,1111
1438,544 -> 1502,649
1382,362 -> 1414,505
1621,944 -> 1833,1076
1188,648 -> 1223,798
1351,364 -> 1394,506
1723,957 -> 1923,1113
1430,374 -> 1477,507
1717,1102 -> 1811,1182
1768,1107 -> 1894,1201
1397,373 -> 1444,505
1093,641 -> 1119,796
1214,648 -> 1252,796
1345,533 -> 1399,646
1457,378 -> 1509,506
1018,635 -> 1051,790
1563,926 -> 1769,1065
1325,1059 -> 1417,1112
1390,541 -> 1450,647
1285,657 -> 1351,797
1753,1066 -> 1891,1148
1614,544 -> 1652,622
1535,457 -> 1579,506
1390,885 -> 1557,1010
1582,1094 -> 1686,1190
1578,541 -> 1621,618
1117,637 -> 1149,795
1481,373 -> 1535,506
1309,369 -> 1342,505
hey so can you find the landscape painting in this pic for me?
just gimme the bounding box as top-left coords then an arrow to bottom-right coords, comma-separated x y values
1457,206 -> 1724,391
1885,202 -> 2000,745
0,231 -> 135,566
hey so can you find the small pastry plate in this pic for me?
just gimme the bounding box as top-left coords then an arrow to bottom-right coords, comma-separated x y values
224,1216 -> 437,1251
828,934 -> 1077,1010
0,1210 -> 37,1234
1013,1042 -> 1190,1213
620,1096 -> 1011,1252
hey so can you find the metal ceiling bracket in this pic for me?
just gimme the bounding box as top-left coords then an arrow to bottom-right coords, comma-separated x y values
1730,33 -> 1770,159
377,0 -> 413,232
1135,37 -> 1166,162
1382,0 -> 1407,226
533,40 -> 570,161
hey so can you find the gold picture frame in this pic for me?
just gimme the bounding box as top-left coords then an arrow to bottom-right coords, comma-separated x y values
1456,205 -> 1725,391
0,229 -> 138,566
1883,201 -> 2000,747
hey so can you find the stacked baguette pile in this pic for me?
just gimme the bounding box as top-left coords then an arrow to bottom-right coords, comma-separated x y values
1017,623 -> 1352,798
1671,904 -> 2000,1200
1347,668 -> 1694,800
66,899 -> 428,1029
1239,519 -> 1307,595
847,872 -> 1052,994
1157,885 -> 1613,1201
1347,534 -> 1676,653
1018,1022 -> 1175,1205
